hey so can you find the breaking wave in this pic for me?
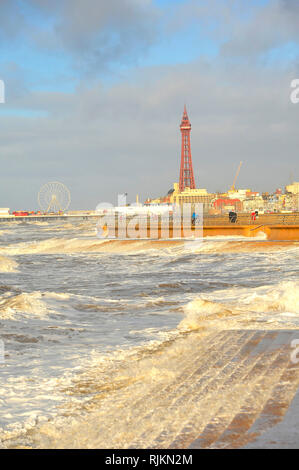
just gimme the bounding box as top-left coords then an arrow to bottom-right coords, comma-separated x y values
0,292 -> 48,320
178,298 -> 234,331
238,280 -> 299,314
0,256 -> 18,273
1,279 -> 299,448
0,236 -> 297,256
178,280 -> 299,331
0,325 -> 202,448
0,220 -> 298,449
0,237 -> 109,255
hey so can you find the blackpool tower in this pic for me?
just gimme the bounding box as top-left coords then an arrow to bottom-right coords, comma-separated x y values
179,105 -> 196,192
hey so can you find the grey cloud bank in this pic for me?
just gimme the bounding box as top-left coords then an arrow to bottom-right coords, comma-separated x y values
1,60 -> 298,209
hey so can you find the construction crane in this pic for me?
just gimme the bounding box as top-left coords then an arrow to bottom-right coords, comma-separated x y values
230,161 -> 243,192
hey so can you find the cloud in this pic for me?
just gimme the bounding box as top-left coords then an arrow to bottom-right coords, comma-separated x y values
164,0 -> 299,62
0,1 -> 298,209
1,57 -> 298,209
0,1 -> 27,40
218,0 -> 299,59
26,0 -> 159,74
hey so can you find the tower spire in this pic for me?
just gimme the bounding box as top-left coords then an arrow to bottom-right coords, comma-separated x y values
179,106 -> 196,192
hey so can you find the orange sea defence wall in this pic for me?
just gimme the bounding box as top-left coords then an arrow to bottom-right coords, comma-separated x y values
202,225 -> 299,241
262,225 -> 299,241
108,224 -> 299,241
112,224 -> 299,241
2,214 -> 298,241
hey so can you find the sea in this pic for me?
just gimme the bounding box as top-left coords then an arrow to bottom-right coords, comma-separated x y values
0,219 -> 298,448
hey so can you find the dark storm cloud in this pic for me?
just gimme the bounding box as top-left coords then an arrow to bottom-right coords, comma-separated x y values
167,0 -> 299,60
281,0 -> 299,15
27,0 -> 159,73
219,0 -> 299,59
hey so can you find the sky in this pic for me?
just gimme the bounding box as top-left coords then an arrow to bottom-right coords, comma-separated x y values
0,0 -> 299,209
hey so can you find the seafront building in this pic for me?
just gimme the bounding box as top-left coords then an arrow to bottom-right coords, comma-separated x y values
145,108 -> 298,215
170,183 -> 214,212
286,182 -> 299,194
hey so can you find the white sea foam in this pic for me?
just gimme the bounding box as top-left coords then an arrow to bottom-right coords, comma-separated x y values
239,280 -> 299,314
0,256 -> 18,273
0,292 -> 48,320
0,234 -> 297,256
178,280 -> 299,331
0,222 -> 298,449
0,237 -> 109,255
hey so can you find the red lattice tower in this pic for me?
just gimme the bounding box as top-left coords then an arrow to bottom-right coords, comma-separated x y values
179,105 -> 196,192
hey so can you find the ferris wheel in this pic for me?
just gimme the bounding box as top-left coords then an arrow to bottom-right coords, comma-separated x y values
38,182 -> 71,213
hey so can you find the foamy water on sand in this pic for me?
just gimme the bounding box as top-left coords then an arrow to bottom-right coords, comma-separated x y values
0,220 -> 298,448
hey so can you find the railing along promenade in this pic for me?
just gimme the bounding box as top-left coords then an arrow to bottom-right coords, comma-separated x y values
0,212 -> 298,240
203,212 -> 299,226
